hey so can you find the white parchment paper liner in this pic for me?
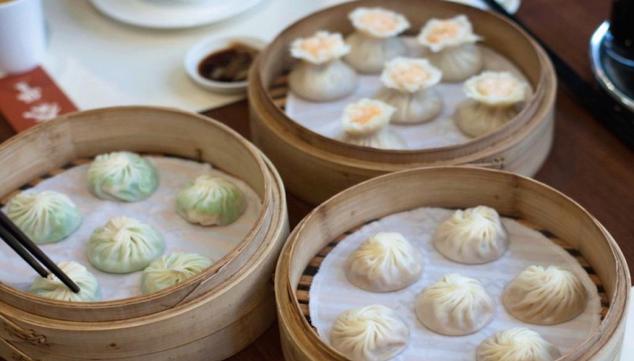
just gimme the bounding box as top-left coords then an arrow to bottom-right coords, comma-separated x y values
0,156 -> 262,301
309,207 -> 601,360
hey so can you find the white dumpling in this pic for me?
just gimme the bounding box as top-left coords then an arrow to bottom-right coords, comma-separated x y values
30,261 -> 100,302
6,190 -> 82,245
176,175 -> 246,226
87,216 -> 165,274
339,98 -> 405,149
477,328 -> 562,361
330,304 -> 410,361
417,15 -> 483,82
433,206 -> 508,264
415,274 -> 494,335
141,252 -> 213,294
289,31 -> 358,102
344,7 -> 410,73
88,151 -> 159,202
346,232 -> 423,292
455,71 -> 529,137
503,265 -> 588,325
375,57 -> 443,124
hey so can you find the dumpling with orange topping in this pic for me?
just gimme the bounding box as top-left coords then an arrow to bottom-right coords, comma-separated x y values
340,98 -> 405,149
375,57 -> 443,124
454,71 -> 529,137
289,31 -> 358,102
418,15 -> 483,82
344,7 -> 410,74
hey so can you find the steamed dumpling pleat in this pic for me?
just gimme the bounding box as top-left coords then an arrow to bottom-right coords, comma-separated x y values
330,304 -> 410,361
375,57 -> 443,124
141,252 -> 213,294
346,232 -> 422,292
289,31 -> 358,102
454,71 -> 529,137
344,7 -> 410,73
6,190 -> 81,244
477,328 -> 562,361
88,151 -> 159,202
417,15 -> 483,82
176,175 -> 246,226
30,261 -> 100,302
339,99 -> 405,149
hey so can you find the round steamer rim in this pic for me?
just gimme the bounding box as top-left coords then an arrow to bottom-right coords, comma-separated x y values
0,106 -> 274,321
275,166 -> 630,361
251,0 -> 557,166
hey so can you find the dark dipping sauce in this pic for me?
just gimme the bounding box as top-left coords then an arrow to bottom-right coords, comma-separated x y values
197,42 -> 259,83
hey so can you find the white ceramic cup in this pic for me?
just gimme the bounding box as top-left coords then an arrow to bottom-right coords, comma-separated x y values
0,0 -> 46,74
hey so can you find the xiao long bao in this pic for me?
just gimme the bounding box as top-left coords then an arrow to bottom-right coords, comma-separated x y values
433,205 -> 508,264
375,57 -> 443,124
417,15 -> 483,82
345,232 -> 423,292
330,304 -> 410,361
87,216 -> 165,274
141,252 -> 213,294
344,7 -> 410,73
503,265 -> 588,325
339,98 -> 405,149
415,273 -> 495,336
477,328 -> 562,361
30,261 -> 100,302
6,190 -> 82,245
289,31 -> 358,102
455,71 -> 529,137
176,175 -> 246,226
87,151 -> 159,202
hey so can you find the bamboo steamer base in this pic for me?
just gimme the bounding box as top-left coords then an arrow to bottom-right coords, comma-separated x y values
0,107 -> 289,361
275,167 -> 630,361
249,0 -> 557,205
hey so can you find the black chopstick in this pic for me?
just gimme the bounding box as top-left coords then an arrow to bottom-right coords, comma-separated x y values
481,0 -> 634,148
0,212 -> 80,293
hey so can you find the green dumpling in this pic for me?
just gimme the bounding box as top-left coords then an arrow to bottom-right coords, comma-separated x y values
6,190 -> 82,244
141,252 -> 213,294
30,261 -> 100,302
87,216 -> 165,274
176,175 -> 246,226
87,151 -> 158,202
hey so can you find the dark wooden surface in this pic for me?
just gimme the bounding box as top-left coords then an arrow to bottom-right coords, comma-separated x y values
1,0 -> 632,360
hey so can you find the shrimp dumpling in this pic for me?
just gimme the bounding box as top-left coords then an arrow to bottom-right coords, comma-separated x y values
289,31 -> 358,102
454,71 -> 529,137
477,328 -> 562,361
375,57 -> 443,124
503,265 -> 588,325
87,216 -> 165,274
415,274 -> 494,336
141,252 -> 213,294
30,261 -> 100,302
417,15 -> 483,82
344,7 -> 410,73
88,151 -> 159,202
346,232 -> 423,292
176,175 -> 246,226
433,206 -> 508,264
340,98 -> 405,149
6,190 -> 82,244
330,304 -> 410,361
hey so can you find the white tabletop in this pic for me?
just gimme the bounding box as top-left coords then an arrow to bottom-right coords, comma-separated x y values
40,0 -> 351,112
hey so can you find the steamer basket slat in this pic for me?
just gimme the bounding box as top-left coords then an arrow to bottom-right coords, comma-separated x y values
275,167 -> 630,361
249,0 -> 557,204
0,107 -> 289,361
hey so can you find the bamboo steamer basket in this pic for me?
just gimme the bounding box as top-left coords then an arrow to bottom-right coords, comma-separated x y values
249,0 -> 557,205
275,167 -> 630,361
0,107 -> 289,361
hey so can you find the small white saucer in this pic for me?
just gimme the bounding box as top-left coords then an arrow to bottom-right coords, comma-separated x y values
184,36 -> 266,94
90,0 -> 264,29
